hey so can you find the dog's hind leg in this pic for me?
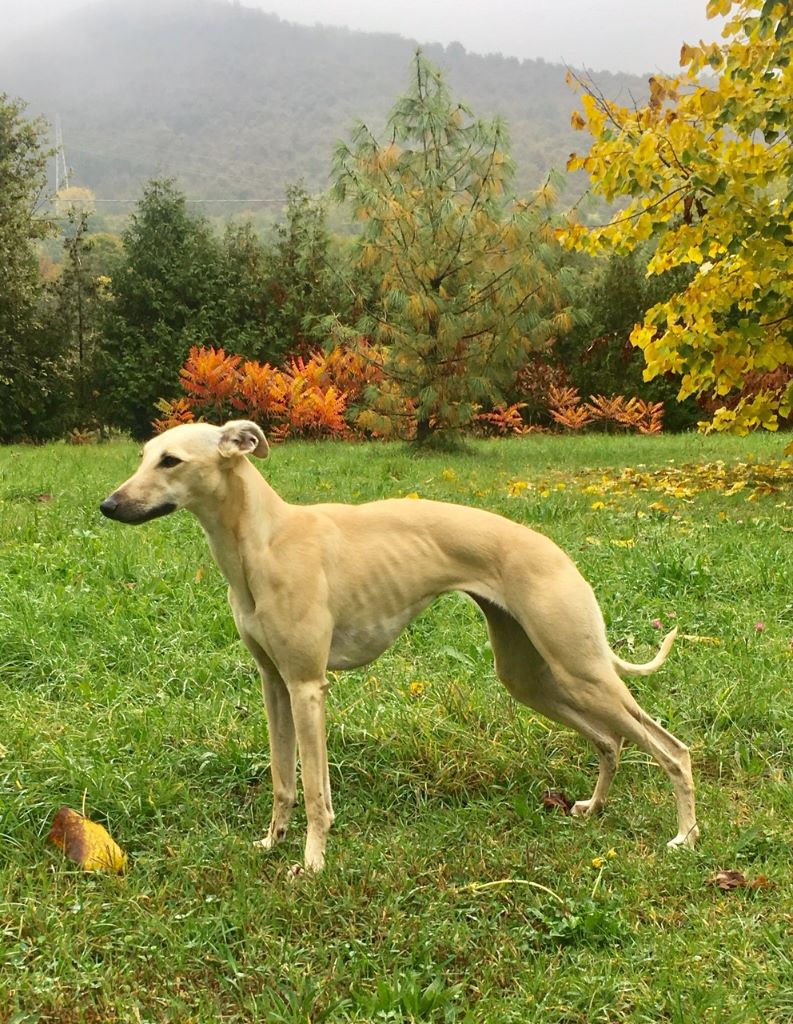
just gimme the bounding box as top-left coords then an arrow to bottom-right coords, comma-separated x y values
471,595 -> 623,817
474,594 -> 697,844
606,696 -> 698,848
495,570 -> 698,847
537,654 -> 698,849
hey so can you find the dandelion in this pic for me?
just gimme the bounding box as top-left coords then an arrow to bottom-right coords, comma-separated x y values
606,848 -> 617,859
408,680 -> 427,697
405,491 -> 420,500
591,501 -> 606,510
441,468 -> 456,481
507,479 -> 530,497
591,856 -> 606,869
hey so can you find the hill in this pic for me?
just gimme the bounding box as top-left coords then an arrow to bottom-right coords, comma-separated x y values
1,0 -> 648,216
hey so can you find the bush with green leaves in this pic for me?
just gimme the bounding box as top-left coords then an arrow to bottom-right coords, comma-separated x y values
0,94 -> 58,441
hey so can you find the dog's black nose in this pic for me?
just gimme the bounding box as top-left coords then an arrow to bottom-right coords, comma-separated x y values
100,495 -> 119,518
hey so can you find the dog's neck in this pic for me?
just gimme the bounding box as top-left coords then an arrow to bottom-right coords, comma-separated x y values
192,457 -> 286,608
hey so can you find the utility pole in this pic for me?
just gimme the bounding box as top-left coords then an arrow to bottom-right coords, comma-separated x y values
54,114 -> 70,193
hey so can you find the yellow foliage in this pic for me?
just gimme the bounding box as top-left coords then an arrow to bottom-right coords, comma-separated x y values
563,0 -> 793,435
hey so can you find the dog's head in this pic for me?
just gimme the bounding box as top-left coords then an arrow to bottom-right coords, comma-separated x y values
100,420 -> 269,524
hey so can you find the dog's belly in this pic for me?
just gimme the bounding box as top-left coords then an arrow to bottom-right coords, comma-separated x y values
328,600 -> 432,670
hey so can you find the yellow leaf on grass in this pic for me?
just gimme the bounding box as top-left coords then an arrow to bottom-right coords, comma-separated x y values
49,806 -> 127,873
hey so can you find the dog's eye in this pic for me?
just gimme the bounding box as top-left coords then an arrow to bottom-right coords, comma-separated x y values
159,454 -> 182,469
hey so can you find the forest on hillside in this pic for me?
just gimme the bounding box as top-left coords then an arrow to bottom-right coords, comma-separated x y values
0,0 -> 648,214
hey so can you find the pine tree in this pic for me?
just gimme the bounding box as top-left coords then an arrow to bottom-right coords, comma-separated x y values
330,52 -> 573,442
0,95 -> 56,441
97,179 -> 223,437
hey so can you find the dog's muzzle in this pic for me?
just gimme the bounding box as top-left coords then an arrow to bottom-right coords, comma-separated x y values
100,494 -> 177,524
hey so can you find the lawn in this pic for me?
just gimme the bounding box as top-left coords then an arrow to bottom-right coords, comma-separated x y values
0,432 -> 791,1023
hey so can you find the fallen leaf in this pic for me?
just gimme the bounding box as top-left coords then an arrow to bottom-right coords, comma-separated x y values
541,790 -> 573,814
706,869 -> 774,892
49,806 -> 127,873
707,869 -> 747,890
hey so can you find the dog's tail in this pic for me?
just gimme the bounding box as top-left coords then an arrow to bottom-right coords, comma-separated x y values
611,626 -> 678,677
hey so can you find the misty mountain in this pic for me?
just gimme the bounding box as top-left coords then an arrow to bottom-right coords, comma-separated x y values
1,0 -> 648,214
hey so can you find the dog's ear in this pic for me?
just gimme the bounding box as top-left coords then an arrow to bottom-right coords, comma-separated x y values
218,420 -> 270,459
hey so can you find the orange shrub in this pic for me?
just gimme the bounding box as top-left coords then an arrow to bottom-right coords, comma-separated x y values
548,385 -> 595,430
548,385 -> 664,434
475,402 -> 531,436
157,345 -> 664,440
152,397 -> 196,433
156,345 -> 363,440
179,346 -> 241,417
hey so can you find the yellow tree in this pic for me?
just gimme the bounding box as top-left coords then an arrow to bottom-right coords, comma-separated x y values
564,0 -> 792,440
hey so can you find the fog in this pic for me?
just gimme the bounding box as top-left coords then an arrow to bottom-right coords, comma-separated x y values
2,0 -> 726,75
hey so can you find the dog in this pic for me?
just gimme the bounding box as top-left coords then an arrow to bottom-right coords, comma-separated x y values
100,419 -> 698,873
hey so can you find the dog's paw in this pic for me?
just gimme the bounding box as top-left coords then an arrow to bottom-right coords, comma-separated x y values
667,824 -> 700,849
253,823 -> 289,851
571,799 -> 596,817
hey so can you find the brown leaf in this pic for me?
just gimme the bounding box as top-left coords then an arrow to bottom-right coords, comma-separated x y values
49,806 -> 127,873
706,869 -> 774,892
541,790 -> 573,814
707,869 -> 747,890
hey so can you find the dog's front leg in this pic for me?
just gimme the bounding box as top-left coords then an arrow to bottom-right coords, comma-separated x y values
286,678 -> 333,874
253,670 -> 298,852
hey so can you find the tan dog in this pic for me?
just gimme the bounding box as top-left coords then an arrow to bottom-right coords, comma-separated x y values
101,419 -> 698,873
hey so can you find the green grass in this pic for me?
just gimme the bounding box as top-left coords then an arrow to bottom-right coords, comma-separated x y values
1,432 -> 791,1023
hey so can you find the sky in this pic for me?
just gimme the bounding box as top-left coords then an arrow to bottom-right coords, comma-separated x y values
2,0 -> 726,75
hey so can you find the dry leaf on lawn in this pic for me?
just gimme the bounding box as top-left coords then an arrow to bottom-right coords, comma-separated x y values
541,790 -> 574,814
706,869 -> 774,892
49,806 -> 127,873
